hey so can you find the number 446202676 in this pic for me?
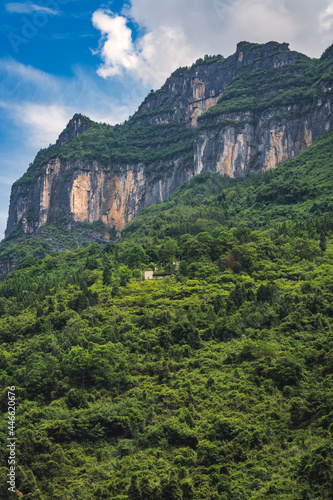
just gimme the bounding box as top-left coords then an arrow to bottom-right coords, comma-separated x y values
8,386 -> 16,435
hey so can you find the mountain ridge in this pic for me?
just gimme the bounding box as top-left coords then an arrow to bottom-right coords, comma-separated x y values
134,40 -> 308,127
4,40 -> 333,240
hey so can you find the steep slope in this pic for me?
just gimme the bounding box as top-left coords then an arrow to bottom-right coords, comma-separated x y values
1,131 -> 332,280
5,42 -> 333,239
1,148 -> 333,498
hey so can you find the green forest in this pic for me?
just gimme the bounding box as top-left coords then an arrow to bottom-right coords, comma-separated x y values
0,132 -> 333,498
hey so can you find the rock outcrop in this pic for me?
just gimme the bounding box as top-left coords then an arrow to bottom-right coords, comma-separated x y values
137,41 -> 305,127
56,114 -> 93,146
6,158 -> 190,237
5,41 -> 333,237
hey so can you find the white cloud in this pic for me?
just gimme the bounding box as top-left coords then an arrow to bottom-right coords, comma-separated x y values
0,58 -> 55,89
92,0 -> 332,89
0,100 -> 71,147
0,59 -> 74,147
136,27 -> 196,86
319,1 -> 333,31
92,10 -> 141,78
5,2 -> 60,15
0,54 -> 151,242
0,57 -> 140,129
92,8 -> 197,87
0,98 -> 128,151
13,103 -> 70,146
227,1 -> 297,42
126,0 -> 329,57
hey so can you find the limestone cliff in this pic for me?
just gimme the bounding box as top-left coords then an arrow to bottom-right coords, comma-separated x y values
5,41 -> 333,238
193,98 -> 332,178
7,157 -> 191,237
136,41 -> 304,127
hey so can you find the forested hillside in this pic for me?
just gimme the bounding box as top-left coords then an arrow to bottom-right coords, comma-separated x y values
0,133 -> 333,498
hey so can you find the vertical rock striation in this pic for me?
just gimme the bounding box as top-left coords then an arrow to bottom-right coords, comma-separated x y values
5,41 -> 333,237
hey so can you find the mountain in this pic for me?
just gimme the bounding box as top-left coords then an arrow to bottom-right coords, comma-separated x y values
5,41 -> 333,240
0,133 -> 333,498
1,42 -> 333,499
1,129 -> 333,279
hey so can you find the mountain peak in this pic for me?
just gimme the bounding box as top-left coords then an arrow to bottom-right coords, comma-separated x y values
133,40 -> 306,128
56,113 -> 92,146
234,40 -> 294,66
236,40 -> 290,54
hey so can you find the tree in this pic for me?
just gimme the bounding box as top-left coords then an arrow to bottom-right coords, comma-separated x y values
126,245 -> 149,269
67,346 -> 91,387
320,232 -> 327,252
257,283 -> 275,304
160,238 -> 179,267
103,264 -> 112,286
118,266 -> 132,286
161,471 -> 183,500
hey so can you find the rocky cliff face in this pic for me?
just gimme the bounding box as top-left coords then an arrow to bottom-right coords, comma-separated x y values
7,157 -> 191,237
193,98 -> 332,178
137,41 -> 304,127
5,41 -> 333,237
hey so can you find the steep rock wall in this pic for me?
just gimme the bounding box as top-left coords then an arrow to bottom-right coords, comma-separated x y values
6,157 -> 192,236
5,41 -> 333,237
193,95 -> 333,177
136,41 -> 306,127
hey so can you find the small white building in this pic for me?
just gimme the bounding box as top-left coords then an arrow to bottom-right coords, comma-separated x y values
144,271 -> 154,280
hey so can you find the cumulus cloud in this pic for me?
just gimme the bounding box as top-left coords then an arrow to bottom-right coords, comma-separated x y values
92,8 -> 198,87
92,0 -> 332,88
136,27 -> 196,86
92,10 -> 141,78
5,2 -> 60,15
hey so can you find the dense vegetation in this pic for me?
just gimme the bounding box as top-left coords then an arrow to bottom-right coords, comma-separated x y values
4,131 -> 332,279
0,130 -> 333,498
0,222 -> 112,281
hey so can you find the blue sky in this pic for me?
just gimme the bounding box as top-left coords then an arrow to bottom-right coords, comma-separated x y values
0,0 -> 332,239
